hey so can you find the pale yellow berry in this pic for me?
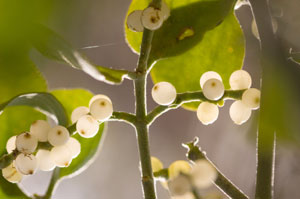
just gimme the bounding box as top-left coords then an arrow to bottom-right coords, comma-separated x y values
2,163 -> 23,183
229,70 -> 252,90
229,100 -> 252,125
141,7 -> 164,30
50,145 -> 73,167
190,160 -> 217,189
30,120 -> 51,142
168,175 -> 191,196
152,82 -> 177,105
242,88 -> 261,110
36,150 -> 56,171
203,79 -> 224,100
48,126 -> 70,146
197,102 -> 219,125
200,71 -> 222,89
151,157 -> 163,173
76,115 -> 99,138
127,10 -> 144,32
71,106 -> 89,124
15,154 -> 38,175
6,136 -> 16,154
168,160 -> 191,180
16,132 -> 38,154
90,98 -> 113,121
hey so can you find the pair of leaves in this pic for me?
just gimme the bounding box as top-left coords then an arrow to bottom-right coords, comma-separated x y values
125,0 -> 245,110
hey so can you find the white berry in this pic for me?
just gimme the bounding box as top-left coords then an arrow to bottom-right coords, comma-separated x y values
90,98 -> 113,121
76,115 -> 99,138
190,160 -> 217,189
229,100 -> 252,125
15,154 -> 38,175
141,7 -> 164,30
36,150 -> 56,171
127,10 -> 144,32
89,94 -> 112,107
6,136 -> 16,154
168,175 -> 191,196
16,132 -> 38,154
71,106 -> 89,124
48,126 -> 70,146
242,88 -> 261,110
229,70 -> 252,90
151,156 -> 163,173
197,102 -> 219,125
50,145 -> 73,167
65,137 -> 81,158
152,82 -> 177,105
200,71 -> 222,89
161,1 -> 170,21
30,120 -> 51,142
2,163 -> 23,183
203,78 -> 224,100
168,160 -> 191,180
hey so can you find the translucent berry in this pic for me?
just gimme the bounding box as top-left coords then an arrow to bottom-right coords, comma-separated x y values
127,10 -> 144,32
76,115 -> 99,138
65,137 -> 81,158
152,82 -> 177,105
15,154 -> 38,175
36,150 -> 56,171
168,160 -> 191,180
141,7 -> 164,30
71,106 -> 89,124
242,88 -> 261,110
6,136 -> 16,154
50,145 -> 73,167
151,156 -> 163,173
2,163 -> 23,183
48,126 -> 70,146
16,132 -> 38,154
203,79 -> 224,100
229,100 -> 252,125
168,175 -> 191,196
190,160 -> 217,189
30,120 -> 51,142
200,71 -> 222,89
229,70 -> 252,90
90,98 -> 113,121
89,94 -> 112,107
161,1 -> 170,21
197,102 -> 219,125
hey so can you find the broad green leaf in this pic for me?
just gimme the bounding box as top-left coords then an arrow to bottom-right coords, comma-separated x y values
125,0 -> 236,61
151,13 -> 244,110
0,93 -> 68,126
51,89 -> 106,178
31,24 -> 129,84
0,177 -> 30,199
0,56 -> 47,104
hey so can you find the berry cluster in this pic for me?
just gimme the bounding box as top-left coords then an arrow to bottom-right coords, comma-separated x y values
2,94 -> 113,184
151,157 -> 217,198
127,1 -> 170,32
151,70 -> 260,126
2,121 -> 78,183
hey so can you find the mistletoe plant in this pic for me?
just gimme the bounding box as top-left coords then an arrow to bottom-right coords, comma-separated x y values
0,0 -> 300,199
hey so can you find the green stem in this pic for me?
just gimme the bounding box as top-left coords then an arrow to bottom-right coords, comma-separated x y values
183,139 -> 249,199
43,168 -> 61,199
133,0 -> 162,198
146,90 -> 245,124
249,0 -> 280,198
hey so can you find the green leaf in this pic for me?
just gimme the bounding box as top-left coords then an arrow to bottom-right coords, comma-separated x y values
125,0 -> 236,60
51,89 -> 106,179
31,24 -> 129,84
0,93 -> 68,126
151,12 -> 244,110
0,177 -> 30,199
